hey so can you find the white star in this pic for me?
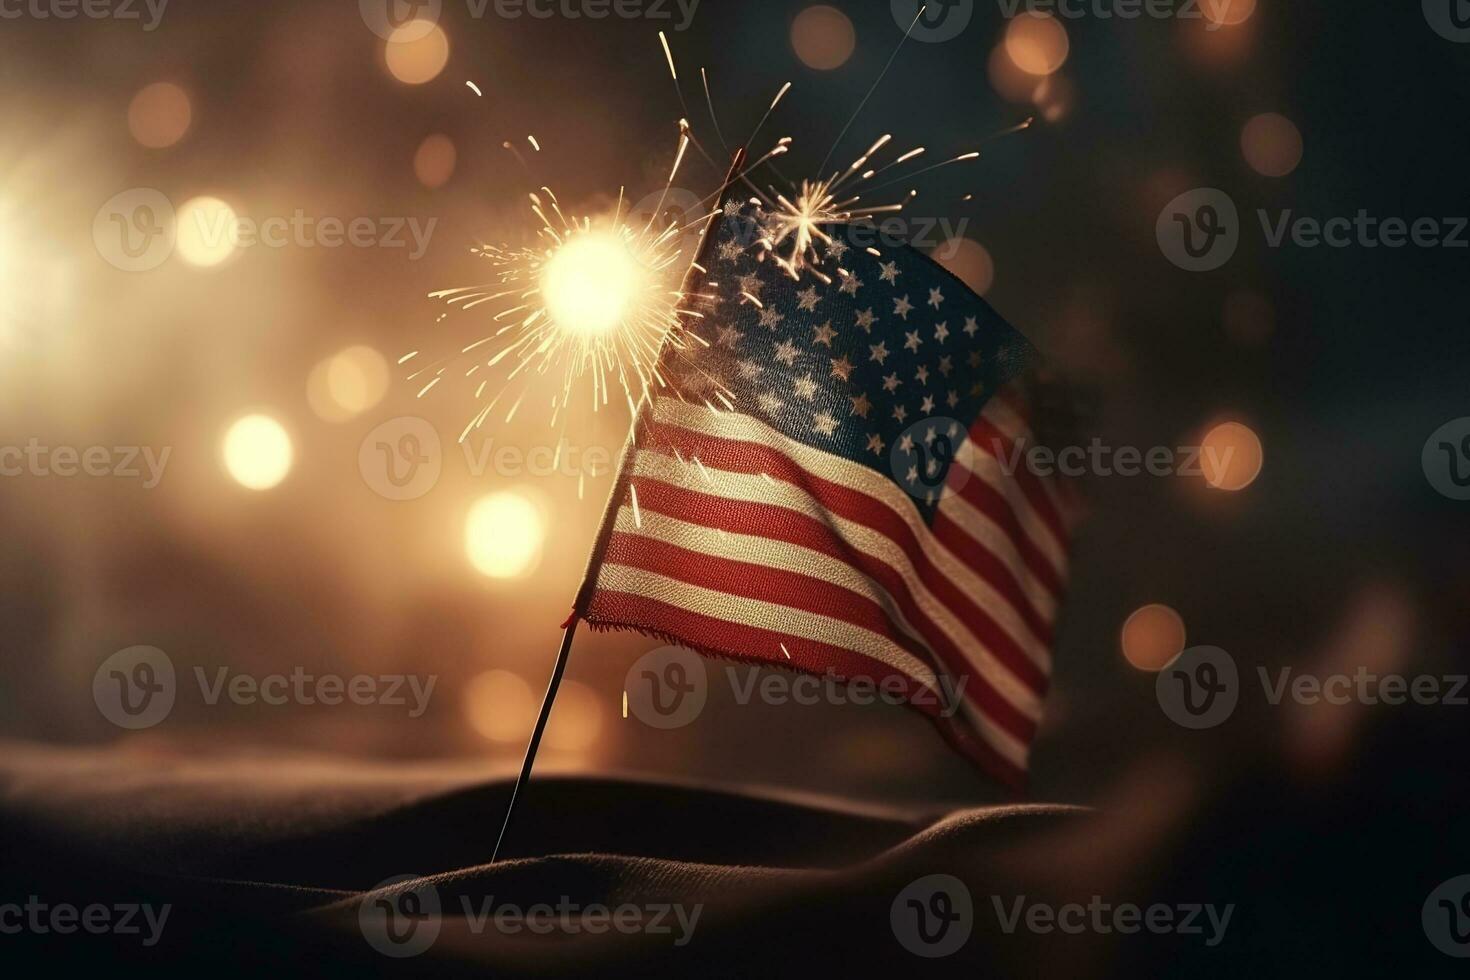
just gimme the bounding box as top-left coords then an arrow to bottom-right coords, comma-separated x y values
758,308 -> 785,330
794,374 -> 818,401
868,341 -> 889,364
854,308 -> 876,333
905,465 -> 918,484
962,316 -> 979,337
946,390 -> 960,408
774,339 -> 799,366
722,199 -> 743,218
812,320 -> 836,346
915,365 -> 930,385
850,393 -> 872,418
938,355 -> 953,377
839,272 -> 862,295
738,272 -> 764,298
866,433 -> 885,456
892,403 -> 908,422
757,391 -> 783,415
934,321 -> 950,343
904,330 -> 922,352
718,239 -> 745,262
893,295 -> 913,319
813,411 -> 838,436
825,238 -> 849,260
920,395 -> 935,415
882,372 -> 901,393
796,286 -> 820,311
737,359 -> 763,380
927,287 -> 944,309
879,261 -> 900,284
899,434 -> 915,454
716,325 -> 743,349
830,355 -> 853,381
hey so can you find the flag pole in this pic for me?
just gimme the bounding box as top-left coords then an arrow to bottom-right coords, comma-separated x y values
489,147 -> 747,865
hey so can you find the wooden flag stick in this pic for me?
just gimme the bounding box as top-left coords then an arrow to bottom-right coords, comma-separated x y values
488,146 -> 747,865
490,615 -> 578,864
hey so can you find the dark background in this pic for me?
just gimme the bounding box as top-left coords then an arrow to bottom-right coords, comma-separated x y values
0,0 -> 1465,813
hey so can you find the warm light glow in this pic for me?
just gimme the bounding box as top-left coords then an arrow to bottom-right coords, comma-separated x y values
385,21 -> 449,85
307,345 -> 390,422
1121,604 -> 1187,671
1202,0 -> 1256,28
463,669 -> 536,743
989,43 -> 1042,103
222,414 -> 293,490
414,134 -> 457,189
544,679 -> 604,752
465,491 -> 544,578
933,237 -> 994,295
1200,421 -> 1263,491
791,5 -> 856,71
540,232 -> 643,336
128,82 -> 192,149
1005,13 -> 1070,76
175,196 -> 238,268
1241,113 -> 1302,178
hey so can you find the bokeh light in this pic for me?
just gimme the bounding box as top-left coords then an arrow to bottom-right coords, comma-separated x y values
465,491 -> 545,579
306,345 -> 390,422
414,134 -> 457,189
541,232 -> 642,336
790,5 -> 855,71
175,195 -> 238,268
1005,13 -> 1070,76
384,21 -> 449,85
1200,420 -> 1263,491
544,679 -> 604,753
933,238 -> 995,295
463,669 -> 537,743
1121,604 -> 1187,671
1241,113 -> 1302,178
128,82 -> 192,149
1202,0 -> 1256,28
222,414 -> 294,491
1222,288 -> 1274,346
989,43 -> 1042,103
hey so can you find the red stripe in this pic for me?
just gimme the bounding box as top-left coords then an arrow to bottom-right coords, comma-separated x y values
641,420 -> 1051,694
933,465 -> 1065,614
624,473 -> 1042,743
602,530 -> 938,669
968,416 -> 1070,554
581,590 -> 1026,790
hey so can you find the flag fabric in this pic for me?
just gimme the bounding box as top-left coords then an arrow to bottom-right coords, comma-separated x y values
576,200 -> 1074,789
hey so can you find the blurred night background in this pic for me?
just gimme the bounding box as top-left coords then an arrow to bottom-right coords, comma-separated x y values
0,0 -> 1466,813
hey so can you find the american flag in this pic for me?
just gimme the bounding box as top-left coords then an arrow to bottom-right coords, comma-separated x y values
576,199 -> 1073,789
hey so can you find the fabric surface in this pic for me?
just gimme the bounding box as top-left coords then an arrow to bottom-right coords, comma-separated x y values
2,731 -> 1463,977
581,201 -> 1071,788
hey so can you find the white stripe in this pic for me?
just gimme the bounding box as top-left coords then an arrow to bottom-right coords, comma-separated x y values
953,435 -> 1069,580
651,400 -> 1054,655
595,562 -> 940,693
612,506 -> 935,656
629,448 -> 1049,715
595,564 -> 1030,769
